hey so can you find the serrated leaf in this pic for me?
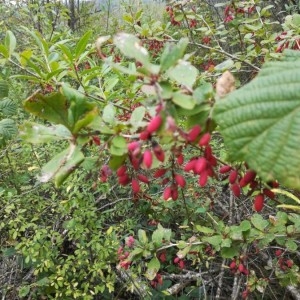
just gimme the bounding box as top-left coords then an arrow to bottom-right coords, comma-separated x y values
0,118 -> 17,139
38,144 -> 84,187
20,122 -> 72,143
114,33 -> 150,67
0,80 -> 9,99
167,61 -> 198,88
213,51 -> 300,190
0,98 -> 17,116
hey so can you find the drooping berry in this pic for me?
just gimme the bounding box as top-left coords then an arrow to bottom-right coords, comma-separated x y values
143,150 -> 153,169
194,157 -> 207,174
263,188 -> 275,199
119,174 -> 130,185
139,130 -> 151,140
117,165 -> 127,177
184,159 -> 197,172
147,115 -> 162,134
131,179 -> 140,194
219,165 -> 232,174
254,193 -> 264,212
174,174 -> 186,188
229,260 -> 236,270
176,153 -> 184,165
137,174 -> 149,183
153,143 -> 165,162
229,170 -> 238,184
230,183 -> 241,197
163,186 -> 172,200
240,170 -> 256,187
199,133 -> 211,147
128,141 -> 140,152
187,125 -> 201,142
275,249 -> 282,257
154,168 -> 167,178
199,171 -> 208,187
171,186 -> 179,200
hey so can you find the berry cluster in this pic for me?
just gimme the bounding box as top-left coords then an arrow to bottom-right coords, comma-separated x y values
229,258 -> 249,275
275,32 -> 300,53
224,4 -> 255,23
166,6 -> 181,26
144,39 -> 165,57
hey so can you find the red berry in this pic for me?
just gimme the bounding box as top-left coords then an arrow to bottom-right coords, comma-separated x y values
137,174 -> 149,183
119,174 -> 130,185
171,185 -> 179,200
163,186 -> 172,200
143,150 -> 153,169
231,183 -> 241,197
238,264 -> 245,273
117,165 -> 127,177
147,115 -> 162,134
154,168 -> 167,178
178,260 -> 185,269
128,141 -> 140,152
140,130 -> 151,140
286,259 -> 293,268
173,257 -> 180,264
275,249 -> 282,257
229,170 -> 238,184
254,193 -> 264,212
199,133 -> 211,147
187,125 -> 201,142
92,136 -> 101,145
153,144 -> 165,162
194,157 -> 207,174
131,179 -> 140,193
240,170 -> 256,186
229,260 -> 236,269
176,153 -> 184,165
219,165 -> 232,174
199,171 -> 208,187
158,252 -> 166,263
174,174 -> 186,188
263,188 -> 275,199
184,159 -> 197,172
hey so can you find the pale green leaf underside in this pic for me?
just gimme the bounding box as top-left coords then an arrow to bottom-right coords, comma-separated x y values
213,51 -> 300,190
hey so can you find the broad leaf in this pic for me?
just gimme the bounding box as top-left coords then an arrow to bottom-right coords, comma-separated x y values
213,51 -> 300,189
0,118 -> 17,139
145,257 -> 160,280
23,92 -> 69,127
0,98 -> 17,116
20,122 -> 72,143
38,144 -> 84,187
0,80 -> 9,99
4,31 -> 16,57
172,92 -> 195,110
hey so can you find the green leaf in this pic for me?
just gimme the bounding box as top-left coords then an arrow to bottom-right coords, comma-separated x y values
0,80 -> 9,99
0,44 -> 9,59
138,229 -> 148,244
195,225 -> 214,234
239,220 -> 251,232
130,106 -> 146,129
285,239 -> 298,251
0,118 -> 17,139
23,92 -> 69,128
38,144 -> 84,187
114,33 -> 150,67
4,31 -> 16,57
213,52 -> 300,189
19,285 -> 30,298
152,226 -> 164,247
0,98 -> 17,116
172,92 -> 195,110
160,38 -> 189,72
75,31 -> 92,60
167,61 -> 198,88
102,103 -> 116,124
251,214 -> 269,231
202,235 -> 222,247
221,246 -> 240,258
20,122 -> 72,143
145,257 -> 160,280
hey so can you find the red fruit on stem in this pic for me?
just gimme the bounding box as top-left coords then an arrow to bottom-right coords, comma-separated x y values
204,145 -> 212,159
195,157 -> 207,174
158,252 -> 166,263
199,133 -> 211,147
92,136 -> 101,145
147,115 -> 162,134
161,178 -> 170,185
163,186 -> 172,200
171,185 -> 179,200
219,165 -> 232,174
199,171 -> 208,187
174,174 -> 186,188
173,257 -> 180,264
241,170 -> 256,186
178,260 -> 185,269
184,159 -> 197,172
116,165 -> 127,177
229,170 -> 238,184
286,259 -> 293,268
140,130 -> 151,140
263,188 -> 275,199
231,183 -> 241,197
143,150 -> 153,168
154,168 -> 167,178
187,125 -> 201,142
119,174 -> 130,185
275,249 -> 282,257
176,153 -> 184,165
137,174 -> 149,183
238,264 -> 245,273
254,193 -> 264,212
229,260 -> 236,269
153,144 -> 165,162
127,141 -> 140,152
131,179 -> 140,193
